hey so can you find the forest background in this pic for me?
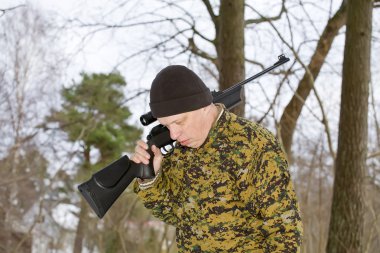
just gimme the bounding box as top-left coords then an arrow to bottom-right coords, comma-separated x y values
0,0 -> 379,252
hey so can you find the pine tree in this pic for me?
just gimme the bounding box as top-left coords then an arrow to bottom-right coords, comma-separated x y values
46,72 -> 142,253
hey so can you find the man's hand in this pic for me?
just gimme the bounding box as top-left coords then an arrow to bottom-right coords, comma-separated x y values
131,140 -> 163,174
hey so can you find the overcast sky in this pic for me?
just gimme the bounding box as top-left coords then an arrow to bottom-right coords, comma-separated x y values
2,0 -> 379,135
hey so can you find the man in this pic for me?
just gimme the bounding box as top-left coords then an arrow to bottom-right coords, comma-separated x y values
132,65 -> 303,252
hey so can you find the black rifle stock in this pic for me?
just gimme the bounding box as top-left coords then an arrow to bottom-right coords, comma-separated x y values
78,54 -> 289,218
78,124 -> 172,218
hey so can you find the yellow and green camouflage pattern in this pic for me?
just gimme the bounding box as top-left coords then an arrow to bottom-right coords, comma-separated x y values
134,108 -> 303,252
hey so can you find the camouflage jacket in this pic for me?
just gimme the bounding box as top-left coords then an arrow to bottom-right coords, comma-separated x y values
134,108 -> 303,252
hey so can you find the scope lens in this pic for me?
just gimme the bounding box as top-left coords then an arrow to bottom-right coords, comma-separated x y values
140,112 -> 156,126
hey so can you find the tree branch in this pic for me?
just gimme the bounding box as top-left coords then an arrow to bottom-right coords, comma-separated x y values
374,0 -> 380,8
200,0 -> 218,25
188,37 -> 217,64
245,58 -> 265,69
312,84 -> 336,159
161,0 -> 215,44
368,151 -> 380,159
245,0 -> 286,25
0,4 -> 25,17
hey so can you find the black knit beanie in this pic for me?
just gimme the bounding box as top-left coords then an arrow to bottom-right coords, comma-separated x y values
149,65 -> 213,117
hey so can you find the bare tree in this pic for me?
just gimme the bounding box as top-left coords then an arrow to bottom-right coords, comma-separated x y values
0,6 -> 65,253
278,0 -> 347,160
326,0 -> 373,252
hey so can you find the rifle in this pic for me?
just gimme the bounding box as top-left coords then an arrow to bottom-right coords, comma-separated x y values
78,54 -> 289,218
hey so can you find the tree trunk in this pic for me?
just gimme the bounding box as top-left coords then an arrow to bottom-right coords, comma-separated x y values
217,0 -> 245,116
74,146 -> 91,253
326,0 -> 372,252
279,0 -> 347,160
73,199 -> 89,253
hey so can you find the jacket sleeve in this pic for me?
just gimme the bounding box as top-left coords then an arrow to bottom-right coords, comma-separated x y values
133,159 -> 180,226
246,143 -> 303,252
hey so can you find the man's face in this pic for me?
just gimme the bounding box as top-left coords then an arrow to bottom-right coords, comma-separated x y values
158,107 -> 209,148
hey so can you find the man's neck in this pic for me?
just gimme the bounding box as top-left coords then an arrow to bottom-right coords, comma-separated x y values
194,104 -> 221,149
